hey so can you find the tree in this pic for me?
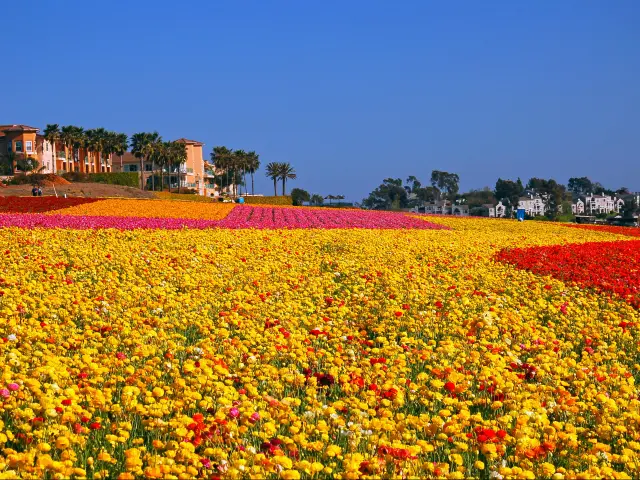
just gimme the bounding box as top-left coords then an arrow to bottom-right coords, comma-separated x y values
460,188 -> 496,208
525,177 -> 567,219
170,141 -> 187,193
131,132 -> 162,190
430,170 -> 460,200
415,186 -> 440,204
278,163 -> 296,195
291,188 -> 310,206
233,149 -> 248,196
405,175 -> 422,193
211,146 -> 236,196
245,151 -> 260,195
0,151 -> 18,175
60,125 -> 85,173
494,178 -> 524,217
43,124 -> 61,173
310,194 -> 324,206
113,133 -> 129,173
362,178 -> 409,210
16,157 -> 39,173
265,162 -> 281,196
567,177 -> 593,197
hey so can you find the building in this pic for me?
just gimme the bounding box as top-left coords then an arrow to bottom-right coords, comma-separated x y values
413,200 -> 469,216
0,124 -> 56,174
582,195 -> 624,214
571,199 -> 585,215
517,195 -> 546,217
112,137 -> 218,196
486,201 -> 507,218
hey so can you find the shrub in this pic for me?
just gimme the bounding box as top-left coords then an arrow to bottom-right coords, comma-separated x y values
243,196 -> 292,206
62,172 -> 139,187
154,192 -> 215,203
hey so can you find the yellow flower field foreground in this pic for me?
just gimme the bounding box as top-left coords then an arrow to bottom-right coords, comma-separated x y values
50,199 -> 236,220
0,218 -> 638,479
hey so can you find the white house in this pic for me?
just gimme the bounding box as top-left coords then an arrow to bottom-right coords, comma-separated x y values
583,195 -> 624,214
572,199 -> 585,215
486,201 -> 507,218
414,200 -> 469,216
518,195 -> 546,217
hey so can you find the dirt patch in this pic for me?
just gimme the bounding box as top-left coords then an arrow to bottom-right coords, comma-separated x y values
0,183 -> 156,199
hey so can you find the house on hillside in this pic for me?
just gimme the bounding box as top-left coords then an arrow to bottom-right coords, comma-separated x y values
487,201 -> 507,218
518,195 -> 546,217
0,124 -> 56,174
572,199 -> 585,215
414,200 -> 469,216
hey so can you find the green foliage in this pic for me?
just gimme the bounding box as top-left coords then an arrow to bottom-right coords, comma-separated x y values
310,194 -> 324,206
16,157 -> 39,173
460,188 -> 496,208
154,192 -> 215,202
62,172 -> 139,187
494,178 -> 524,217
291,188 -> 310,206
430,171 -> 460,200
362,178 -> 408,210
243,196 -> 292,205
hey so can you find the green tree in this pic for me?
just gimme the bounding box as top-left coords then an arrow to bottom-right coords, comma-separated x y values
430,171 -> 460,200
112,133 -> 129,173
16,157 -> 39,173
60,125 -> 85,173
278,163 -> 296,195
130,132 -> 162,190
211,146 -> 236,196
43,124 -> 61,173
265,162 -> 281,196
494,178 -> 524,217
362,178 -> 408,210
291,188 -> 310,206
310,194 -> 324,206
170,141 -> 187,193
567,177 -> 593,197
245,151 -> 260,195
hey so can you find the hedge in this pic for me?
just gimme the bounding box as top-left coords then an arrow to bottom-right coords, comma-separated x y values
243,196 -> 292,206
154,192 -> 216,203
62,172 -> 139,187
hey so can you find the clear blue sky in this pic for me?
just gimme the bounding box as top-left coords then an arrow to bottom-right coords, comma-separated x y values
2,0 -> 639,200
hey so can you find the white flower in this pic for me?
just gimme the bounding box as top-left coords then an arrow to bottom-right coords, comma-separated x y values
7,334 -> 17,342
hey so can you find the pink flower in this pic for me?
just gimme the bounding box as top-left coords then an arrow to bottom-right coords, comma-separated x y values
0,389 -> 10,398
7,383 -> 20,391
249,412 -> 260,423
228,408 -> 240,419
116,352 -> 127,360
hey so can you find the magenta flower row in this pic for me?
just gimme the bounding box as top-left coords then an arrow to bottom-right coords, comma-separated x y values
216,206 -> 449,230
0,214 -> 219,230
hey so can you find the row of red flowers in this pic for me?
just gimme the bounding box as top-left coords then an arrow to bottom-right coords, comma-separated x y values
217,205 -> 449,230
0,197 -> 100,213
496,240 -> 640,308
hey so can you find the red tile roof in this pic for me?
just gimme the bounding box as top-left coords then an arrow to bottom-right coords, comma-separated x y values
0,124 -> 40,138
175,138 -> 204,146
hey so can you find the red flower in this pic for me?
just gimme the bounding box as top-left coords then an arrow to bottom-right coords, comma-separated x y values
444,381 -> 456,393
89,422 -> 101,430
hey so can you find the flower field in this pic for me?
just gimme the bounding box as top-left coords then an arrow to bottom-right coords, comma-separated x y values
496,240 -> 640,309
1,201 -> 640,479
217,206 -> 447,230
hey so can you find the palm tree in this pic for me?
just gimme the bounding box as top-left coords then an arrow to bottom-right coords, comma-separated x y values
113,133 -> 129,172
310,194 -> 324,206
278,162 -> 296,195
211,146 -> 234,196
245,151 -> 260,195
130,132 -> 162,190
265,162 -> 281,196
60,125 -> 84,173
43,124 -> 61,173
234,149 -> 248,196
170,141 -> 187,193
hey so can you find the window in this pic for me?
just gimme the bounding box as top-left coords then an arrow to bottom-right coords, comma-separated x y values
126,165 -> 138,172
26,141 -> 33,153
145,164 -> 152,172
15,141 -> 22,152
6,141 -> 11,152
